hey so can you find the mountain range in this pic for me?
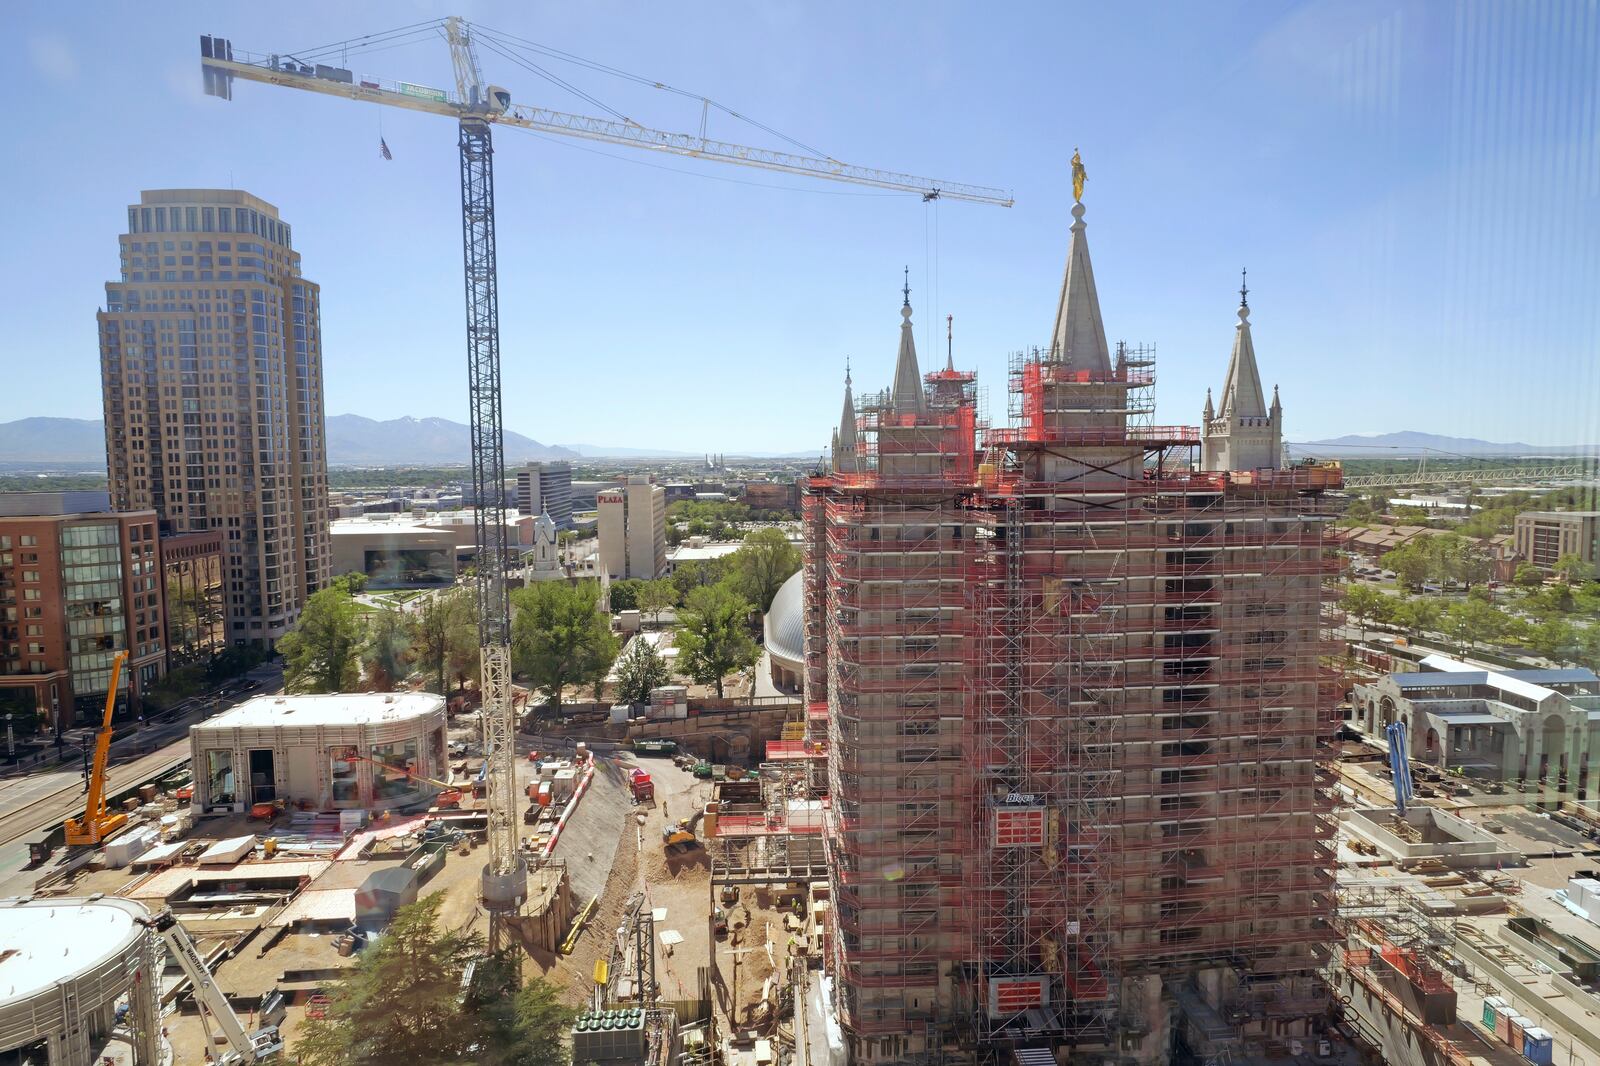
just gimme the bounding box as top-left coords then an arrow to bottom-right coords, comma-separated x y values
6,418 -> 1590,469
0,415 -> 578,468
1293,431 -> 1598,458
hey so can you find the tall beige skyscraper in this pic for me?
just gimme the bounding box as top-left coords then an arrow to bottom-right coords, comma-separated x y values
98,190 -> 331,646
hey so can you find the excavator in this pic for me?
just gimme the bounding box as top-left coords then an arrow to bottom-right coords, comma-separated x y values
662,807 -> 705,852
64,649 -> 129,847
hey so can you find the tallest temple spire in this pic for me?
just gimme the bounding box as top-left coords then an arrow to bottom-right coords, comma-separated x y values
890,267 -> 928,415
1049,151 -> 1112,375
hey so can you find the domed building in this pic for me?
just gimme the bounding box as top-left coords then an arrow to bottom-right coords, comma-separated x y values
763,570 -> 804,693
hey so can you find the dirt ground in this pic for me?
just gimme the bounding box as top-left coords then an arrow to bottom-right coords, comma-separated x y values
532,756 -> 715,1010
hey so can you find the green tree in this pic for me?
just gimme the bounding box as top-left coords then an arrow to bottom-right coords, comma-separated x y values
1527,618 -> 1577,663
1381,541 -> 1431,590
1554,553 -> 1594,585
415,589 -> 478,696
329,571 -> 369,596
362,607 -> 414,691
1441,598 -> 1505,654
670,558 -> 729,603
726,527 -> 802,614
1514,561 -> 1545,588
637,579 -> 676,627
279,587 -> 363,693
608,579 -> 644,612
676,583 -> 758,697
294,893 -> 572,1066
614,636 -> 671,705
511,579 -> 618,713
1391,594 -> 1441,636
1340,585 -> 1390,641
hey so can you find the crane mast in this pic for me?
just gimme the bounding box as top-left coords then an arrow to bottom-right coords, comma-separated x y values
198,13 -> 1010,970
446,18 -> 527,951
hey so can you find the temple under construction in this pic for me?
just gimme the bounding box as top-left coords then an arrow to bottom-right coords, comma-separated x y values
798,188 -> 1345,1063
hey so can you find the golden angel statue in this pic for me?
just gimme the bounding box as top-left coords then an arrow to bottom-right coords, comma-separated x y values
1071,148 -> 1087,203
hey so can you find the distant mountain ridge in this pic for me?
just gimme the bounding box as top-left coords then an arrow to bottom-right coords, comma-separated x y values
0,417 -> 106,465
324,414 -> 577,465
1294,431 -> 1596,458
0,414 -> 577,467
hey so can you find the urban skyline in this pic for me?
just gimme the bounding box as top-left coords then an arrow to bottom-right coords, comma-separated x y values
5,3 -> 1597,452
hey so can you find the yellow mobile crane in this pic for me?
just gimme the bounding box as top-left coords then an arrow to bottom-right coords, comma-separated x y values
64,649 -> 129,847
198,17 -> 1009,958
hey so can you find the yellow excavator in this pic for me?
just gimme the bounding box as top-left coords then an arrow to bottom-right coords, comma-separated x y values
64,649 -> 129,847
661,808 -> 705,852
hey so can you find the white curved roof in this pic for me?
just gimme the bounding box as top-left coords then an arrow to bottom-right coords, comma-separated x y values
0,897 -> 146,1004
764,570 -> 805,668
199,691 -> 446,729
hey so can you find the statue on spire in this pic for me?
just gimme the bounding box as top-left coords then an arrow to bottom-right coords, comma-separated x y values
1070,148 -> 1087,204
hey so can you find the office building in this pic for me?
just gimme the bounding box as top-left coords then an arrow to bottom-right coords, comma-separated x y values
0,492 -> 166,732
515,461 -> 574,530
99,189 -> 331,646
597,475 -> 666,579
801,194 -> 1342,1063
1513,510 -> 1600,570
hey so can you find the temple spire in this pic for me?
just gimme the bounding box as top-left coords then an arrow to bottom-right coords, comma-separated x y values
1048,191 -> 1112,375
1203,387 -> 1214,422
1218,293 -> 1267,418
890,271 -> 928,415
945,314 -> 954,373
835,360 -> 859,472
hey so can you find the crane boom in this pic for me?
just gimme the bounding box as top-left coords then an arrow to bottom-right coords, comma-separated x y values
140,909 -> 283,1063
64,649 -> 129,847
197,15 -> 1010,967
198,39 -> 1014,205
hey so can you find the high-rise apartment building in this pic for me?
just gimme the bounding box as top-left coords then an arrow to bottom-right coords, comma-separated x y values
0,492 -> 166,731
802,194 -> 1341,1064
597,475 -> 666,580
99,190 -> 331,646
515,461 -> 574,530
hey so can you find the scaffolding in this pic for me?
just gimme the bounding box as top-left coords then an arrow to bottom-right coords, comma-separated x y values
803,338 -> 1344,1063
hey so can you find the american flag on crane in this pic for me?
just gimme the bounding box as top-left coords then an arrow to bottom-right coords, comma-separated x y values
379,137 -> 393,161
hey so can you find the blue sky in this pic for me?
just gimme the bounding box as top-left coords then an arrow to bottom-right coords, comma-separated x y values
3,1 -> 1596,453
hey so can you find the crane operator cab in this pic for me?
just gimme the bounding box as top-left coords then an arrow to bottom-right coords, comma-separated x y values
486,85 -> 511,113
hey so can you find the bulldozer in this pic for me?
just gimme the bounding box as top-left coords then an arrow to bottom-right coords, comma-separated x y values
661,807 -> 705,852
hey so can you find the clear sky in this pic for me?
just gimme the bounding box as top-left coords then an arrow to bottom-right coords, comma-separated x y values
3,1 -> 1596,454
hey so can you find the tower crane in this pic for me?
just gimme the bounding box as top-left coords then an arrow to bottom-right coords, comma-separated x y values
198,16 -> 1011,960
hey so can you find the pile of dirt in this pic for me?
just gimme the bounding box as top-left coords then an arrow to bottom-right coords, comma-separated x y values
547,825 -> 641,1005
645,840 -> 712,883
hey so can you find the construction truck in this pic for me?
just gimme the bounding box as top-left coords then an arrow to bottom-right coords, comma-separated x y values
138,908 -> 283,1062
661,807 -> 704,852
64,650 -> 129,847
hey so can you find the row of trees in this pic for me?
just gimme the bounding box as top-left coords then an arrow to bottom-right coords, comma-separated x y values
1341,583 -> 1600,668
280,526 -> 801,708
280,575 -> 482,697
1377,533 -> 1495,591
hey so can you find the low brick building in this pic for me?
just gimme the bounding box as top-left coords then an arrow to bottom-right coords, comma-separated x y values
0,491 -> 165,733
